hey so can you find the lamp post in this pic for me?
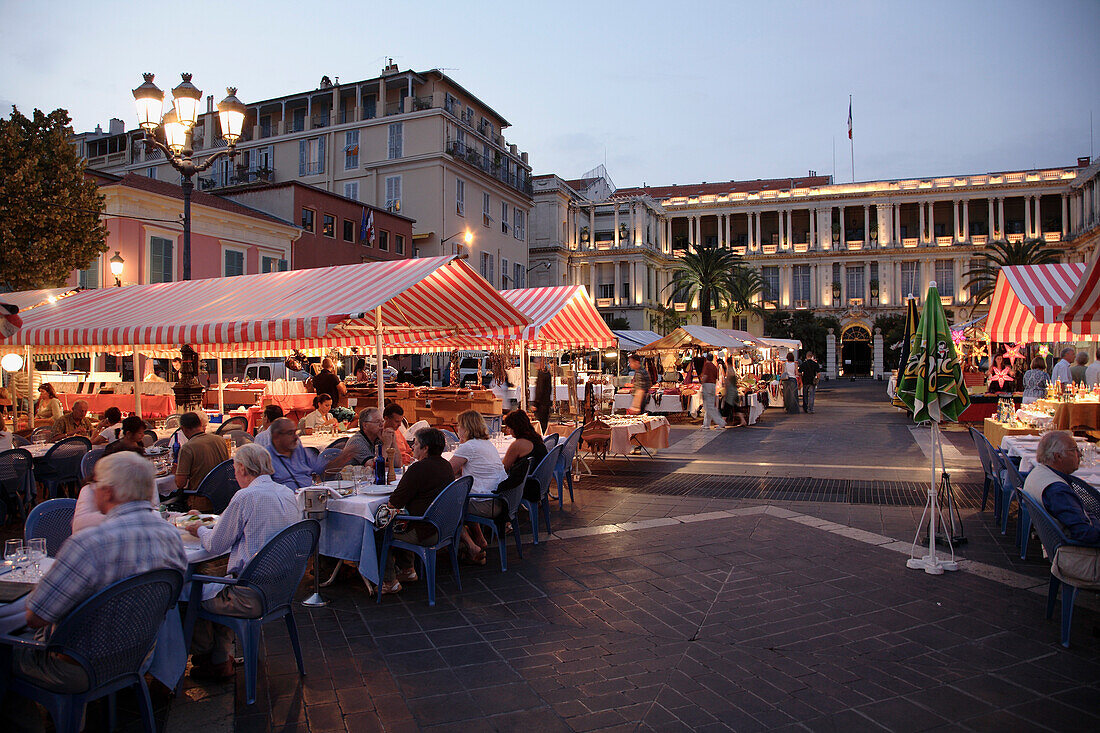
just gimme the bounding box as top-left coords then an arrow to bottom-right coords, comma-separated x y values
109,251 -> 125,287
133,73 -> 245,281
440,229 -> 473,256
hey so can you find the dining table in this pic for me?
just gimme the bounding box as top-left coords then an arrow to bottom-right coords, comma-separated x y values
58,393 -> 176,419
983,417 -> 1040,450
549,415 -> 671,456
1034,398 -> 1100,431
998,434 -> 1100,486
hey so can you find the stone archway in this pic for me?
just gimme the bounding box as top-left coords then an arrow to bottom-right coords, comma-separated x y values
841,322 -> 873,376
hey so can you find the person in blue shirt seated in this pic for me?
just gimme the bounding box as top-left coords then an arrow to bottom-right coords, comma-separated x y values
265,417 -> 360,488
1022,430 -> 1100,588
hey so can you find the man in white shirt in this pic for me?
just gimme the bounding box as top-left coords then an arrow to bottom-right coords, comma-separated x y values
1087,354 -> 1100,387
1051,347 -> 1075,386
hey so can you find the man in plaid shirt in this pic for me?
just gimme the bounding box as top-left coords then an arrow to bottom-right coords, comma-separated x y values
20,452 -> 187,691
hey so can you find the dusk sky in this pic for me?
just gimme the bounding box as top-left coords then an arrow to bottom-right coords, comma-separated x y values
2,0 -> 1097,188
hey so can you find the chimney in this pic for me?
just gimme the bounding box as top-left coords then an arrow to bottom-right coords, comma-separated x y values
108,118 -> 125,135
1078,156 -> 1092,167
94,124 -> 103,135
206,95 -> 214,113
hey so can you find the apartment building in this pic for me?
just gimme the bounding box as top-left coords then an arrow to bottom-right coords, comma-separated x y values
531,159 -> 1100,375
77,63 -> 533,288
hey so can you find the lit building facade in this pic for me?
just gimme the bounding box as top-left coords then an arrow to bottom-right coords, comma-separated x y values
75,63 -> 533,287
531,158 -> 1100,375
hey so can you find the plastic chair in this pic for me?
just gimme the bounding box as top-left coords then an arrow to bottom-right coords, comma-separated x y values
0,448 -> 34,522
163,414 -> 181,431
466,457 -> 530,572
0,568 -> 183,733
377,476 -> 473,606
30,426 -> 54,443
554,425 -> 584,509
37,436 -> 91,499
317,447 -> 343,464
325,436 -> 349,451
542,434 -> 559,451
522,445 -> 563,545
1020,475 -> 1100,560
1017,491 -> 1090,647
12,434 -> 31,447
153,437 -> 171,448
25,498 -> 77,557
183,519 -> 319,705
995,450 -> 1026,537
440,430 -> 459,452
215,416 -> 248,435
190,459 -> 240,514
78,448 -> 105,484
142,430 -> 158,448
227,429 -> 254,447
968,426 -> 998,512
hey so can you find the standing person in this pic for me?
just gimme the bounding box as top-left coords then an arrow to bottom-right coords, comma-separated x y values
627,354 -> 651,415
310,357 -> 347,407
988,354 -> 1015,393
721,356 -> 745,427
1052,347 -> 1075,387
782,352 -> 800,414
533,363 -> 552,431
1070,351 -> 1088,386
1022,356 -> 1051,405
798,352 -> 820,414
699,353 -> 725,430
1087,353 -> 1100,387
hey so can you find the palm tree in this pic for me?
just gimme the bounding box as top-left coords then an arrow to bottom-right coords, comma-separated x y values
724,266 -> 766,325
963,237 -> 1059,313
664,243 -> 740,328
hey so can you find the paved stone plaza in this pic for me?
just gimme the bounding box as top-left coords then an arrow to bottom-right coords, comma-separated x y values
41,384 -> 1100,731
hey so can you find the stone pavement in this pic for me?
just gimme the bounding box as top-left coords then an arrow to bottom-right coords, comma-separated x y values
18,383 -> 1100,731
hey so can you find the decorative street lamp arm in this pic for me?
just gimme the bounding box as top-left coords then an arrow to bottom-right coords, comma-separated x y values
138,134 -> 238,175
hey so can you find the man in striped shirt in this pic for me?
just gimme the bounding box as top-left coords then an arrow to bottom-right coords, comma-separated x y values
20,452 -> 187,692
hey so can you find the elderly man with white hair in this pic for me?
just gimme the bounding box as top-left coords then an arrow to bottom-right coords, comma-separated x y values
20,452 -> 187,690
1051,347 -> 1076,388
185,442 -> 301,681
1023,431 -> 1100,547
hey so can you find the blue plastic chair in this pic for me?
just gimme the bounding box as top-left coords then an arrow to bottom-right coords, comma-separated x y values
0,448 -> 34,523
1017,491 -> 1091,647
12,434 -> 31,447
967,426 -> 998,512
523,445 -> 563,545
542,434 -> 559,451
0,568 -> 183,733
325,436 -> 349,451
36,436 -> 91,499
466,457 -> 530,572
377,475 -> 473,606
25,498 -> 77,557
995,450 -> 1026,537
215,416 -> 248,435
440,429 -> 460,451
190,458 -> 240,514
317,447 -> 343,464
184,519 -> 319,705
553,426 -> 584,509
79,448 -> 105,484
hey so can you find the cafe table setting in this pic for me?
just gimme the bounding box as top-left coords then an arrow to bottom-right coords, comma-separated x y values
998,434 -> 1100,486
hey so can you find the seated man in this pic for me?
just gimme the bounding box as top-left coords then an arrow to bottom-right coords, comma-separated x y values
265,417 -> 333,489
378,428 -> 454,595
252,404 -> 284,448
297,393 -> 338,434
52,399 -> 94,439
185,443 -> 301,680
337,407 -> 386,469
19,452 -> 187,691
174,411 -> 229,510
1022,430 -> 1100,588
383,403 -> 413,466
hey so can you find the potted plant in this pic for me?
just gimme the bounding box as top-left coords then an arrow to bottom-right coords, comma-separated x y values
619,223 -> 629,242
869,279 -> 880,298
831,222 -> 840,243
580,226 -> 590,244
832,281 -> 842,299
870,223 -> 878,241
254,165 -> 273,182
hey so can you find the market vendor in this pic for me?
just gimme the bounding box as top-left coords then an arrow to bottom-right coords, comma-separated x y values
988,354 -> 1015,393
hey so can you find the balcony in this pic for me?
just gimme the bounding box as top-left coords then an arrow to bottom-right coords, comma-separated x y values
936,236 -> 953,246
596,298 -> 614,308
1043,231 -> 1062,242
299,161 -> 323,176
902,238 -> 919,248
846,240 -> 863,250
445,141 -> 533,197
310,114 -> 330,129
413,95 -> 434,111
385,102 -> 402,116
1007,233 -> 1025,243
971,234 -> 988,245
198,167 -> 276,191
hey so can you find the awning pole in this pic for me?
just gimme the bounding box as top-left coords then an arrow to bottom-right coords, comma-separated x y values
375,306 -> 385,412
518,340 -> 528,411
217,358 -> 225,415
25,347 -> 34,430
133,350 -> 142,420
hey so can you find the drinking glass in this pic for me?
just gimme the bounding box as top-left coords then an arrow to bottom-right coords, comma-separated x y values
4,539 -> 22,571
27,538 -> 46,580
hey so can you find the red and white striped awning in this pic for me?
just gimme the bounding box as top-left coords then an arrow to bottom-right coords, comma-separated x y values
1059,250 -> 1100,336
986,263 -> 1097,342
394,286 -> 615,352
0,257 -> 531,354
0,287 -> 81,313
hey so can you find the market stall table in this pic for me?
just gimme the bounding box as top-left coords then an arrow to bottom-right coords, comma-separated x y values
983,417 -> 1039,449
550,415 -> 670,456
59,393 -> 176,419
1035,398 -> 1100,431
613,390 -> 703,416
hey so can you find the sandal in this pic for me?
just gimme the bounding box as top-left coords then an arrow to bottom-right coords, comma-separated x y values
459,547 -> 487,565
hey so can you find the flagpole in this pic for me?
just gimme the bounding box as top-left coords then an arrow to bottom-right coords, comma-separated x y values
849,94 -> 855,183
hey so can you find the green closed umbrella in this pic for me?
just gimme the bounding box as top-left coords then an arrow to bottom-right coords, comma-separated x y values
896,282 -> 969,574
891,295 -> 919,409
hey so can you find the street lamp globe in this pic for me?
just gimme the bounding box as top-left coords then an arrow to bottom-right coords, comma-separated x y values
1,353 -> 23,373
160,109 -> 187,155
463,230 -> 473,245
171,73 -> 202,128
217,88 -> 246,144
132,73 -> 164,132
109,251 -> 124,277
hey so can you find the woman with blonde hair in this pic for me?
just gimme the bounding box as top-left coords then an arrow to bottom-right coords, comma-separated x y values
448,410 -> 506,563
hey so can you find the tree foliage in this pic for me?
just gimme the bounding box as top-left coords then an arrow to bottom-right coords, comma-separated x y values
650,305 -> 686,335
0,107 -> 107,289
763,310 -> 840,360
962,237 -> 1058,314
724,266 -> 765,322
665,243 -> 753,328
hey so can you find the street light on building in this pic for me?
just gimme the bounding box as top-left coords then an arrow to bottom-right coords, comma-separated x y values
109,251 -> 125,287
440,229 -> 473,255
133,73 -> 246,280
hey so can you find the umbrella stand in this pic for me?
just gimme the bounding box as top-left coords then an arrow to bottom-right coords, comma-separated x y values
920,424 -> 967,547
907,421 -> 959,575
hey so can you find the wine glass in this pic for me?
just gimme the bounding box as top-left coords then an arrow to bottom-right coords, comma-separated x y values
27,538 -> 46,580
4,539 -> 22,573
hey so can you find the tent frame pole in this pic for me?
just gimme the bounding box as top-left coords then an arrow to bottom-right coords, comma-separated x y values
25,347 -> 34,431
132,350 -> 142,421
375,307 -> 385,413
217,358 -> 224,416
518,340 -> 528,412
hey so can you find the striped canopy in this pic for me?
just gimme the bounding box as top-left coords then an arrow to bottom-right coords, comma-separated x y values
986,263 -> 1097,342
635,325 -> 760,356
0,287 -> 81,313
396,286 -> 615,351
1059,249 -> 1100,337
0,257 -> 532,356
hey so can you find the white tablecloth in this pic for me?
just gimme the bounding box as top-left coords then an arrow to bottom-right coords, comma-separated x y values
531,384 -> 607,403
298,431 -> 354,451
612,391 -> 703,415
999,435 -> 1099,485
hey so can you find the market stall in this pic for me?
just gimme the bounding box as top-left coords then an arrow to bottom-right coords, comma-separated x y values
1059,247 -> 1100,337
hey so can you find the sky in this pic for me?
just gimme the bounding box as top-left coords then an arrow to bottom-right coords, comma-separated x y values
2,0 -> 1098,188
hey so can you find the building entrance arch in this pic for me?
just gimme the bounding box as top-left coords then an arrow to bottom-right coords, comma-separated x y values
841,323 -> 873,376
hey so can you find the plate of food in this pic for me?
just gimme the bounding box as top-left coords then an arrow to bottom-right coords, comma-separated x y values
145,446 -> 169,457
319,481 -> 356,497
173,512 -> 218,529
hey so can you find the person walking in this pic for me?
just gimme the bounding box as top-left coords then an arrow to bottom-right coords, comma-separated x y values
782,352 -> 800,414
699,353 -> 726,429
798,352 -> 820,414
721,356 -> 746,427
627,354 -> 651,415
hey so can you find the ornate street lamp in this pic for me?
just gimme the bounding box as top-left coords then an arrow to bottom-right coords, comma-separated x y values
109,251 -> 125,287
440,229 -> 473,255
133,73 -> 246,280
